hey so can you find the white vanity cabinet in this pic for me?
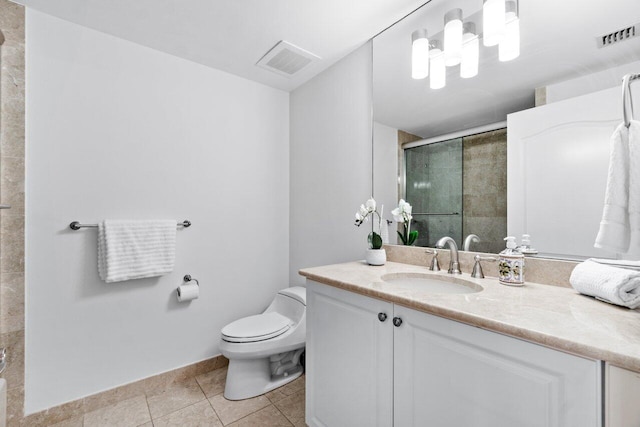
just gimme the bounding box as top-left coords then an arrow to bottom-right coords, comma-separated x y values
606,364 -> 640,427
306,280 -> 394,427
306,280 -> 602,427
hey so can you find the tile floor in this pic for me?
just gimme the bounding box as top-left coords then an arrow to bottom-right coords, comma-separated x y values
47,366 -> 305,427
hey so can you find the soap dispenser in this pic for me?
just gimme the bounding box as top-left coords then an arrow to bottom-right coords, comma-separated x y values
498,236 -> 525,286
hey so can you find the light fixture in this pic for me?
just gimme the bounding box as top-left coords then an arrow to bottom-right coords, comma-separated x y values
429,40 -> 446,89
460,22 -> 479,78
411,29 -> 430,79
499,0 -> 520,61
444,9 -> 463,67
410,1 -> 519,89
482,0 -> 506,47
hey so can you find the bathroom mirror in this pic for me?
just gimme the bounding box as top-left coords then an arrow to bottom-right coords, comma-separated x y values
372,0 -> 640,259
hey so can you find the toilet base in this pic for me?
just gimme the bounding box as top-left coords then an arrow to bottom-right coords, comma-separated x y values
223,351 -> 304,401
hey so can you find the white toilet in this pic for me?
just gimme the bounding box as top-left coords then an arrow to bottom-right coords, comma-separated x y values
220,286 -> 306,400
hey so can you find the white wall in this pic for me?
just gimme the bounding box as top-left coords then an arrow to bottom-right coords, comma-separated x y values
545,59 -> 640,104
25,10 -> 289,413
289,43 -> 373,285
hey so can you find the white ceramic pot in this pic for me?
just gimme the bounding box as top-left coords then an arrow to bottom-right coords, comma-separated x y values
365,248 -> 386,266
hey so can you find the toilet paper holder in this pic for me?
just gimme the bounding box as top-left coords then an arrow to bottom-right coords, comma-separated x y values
183,274 -> 199,286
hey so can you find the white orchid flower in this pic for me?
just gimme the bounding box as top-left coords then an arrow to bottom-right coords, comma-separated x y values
392,199 -> 413,223
365,198 -> 376,212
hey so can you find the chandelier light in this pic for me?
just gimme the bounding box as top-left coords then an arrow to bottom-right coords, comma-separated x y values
411,29 -> 430,79
482,0 -> 506,47
444,9 -> 463,67
460,22 -> 479,78
429,40 -> 446,89
499,0 -> 520,61
410,0 -> 519,89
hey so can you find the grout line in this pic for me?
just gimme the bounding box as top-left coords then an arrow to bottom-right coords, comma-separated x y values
272,403 -> 295,427
143,393 -> 153,425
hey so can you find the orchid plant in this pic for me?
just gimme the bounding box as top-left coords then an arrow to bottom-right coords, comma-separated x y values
354,198 -> 383,250
392,199 -> 418,246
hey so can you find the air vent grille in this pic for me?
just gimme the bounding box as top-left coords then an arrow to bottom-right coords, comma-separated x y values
597,24 -> 638,48
256,41 -> 320,78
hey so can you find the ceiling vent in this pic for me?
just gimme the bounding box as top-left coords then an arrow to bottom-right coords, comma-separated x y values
597,23 -> 638,48
256,41 -> 320,77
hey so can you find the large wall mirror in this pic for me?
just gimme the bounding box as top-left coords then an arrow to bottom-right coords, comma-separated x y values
373,0 -> 640,260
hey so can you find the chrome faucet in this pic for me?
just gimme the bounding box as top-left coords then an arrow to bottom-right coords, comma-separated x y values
436,236 -> 461,274
463,234 -> 480,251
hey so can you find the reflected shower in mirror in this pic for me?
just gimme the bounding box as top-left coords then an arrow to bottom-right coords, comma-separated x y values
402,128 -> 506,253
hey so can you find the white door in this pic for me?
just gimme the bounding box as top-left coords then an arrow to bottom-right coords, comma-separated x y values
393,306 -> 601,427
306,281 -> 394,427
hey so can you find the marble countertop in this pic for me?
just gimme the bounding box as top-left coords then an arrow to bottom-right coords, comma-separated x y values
299,261 -> 640,372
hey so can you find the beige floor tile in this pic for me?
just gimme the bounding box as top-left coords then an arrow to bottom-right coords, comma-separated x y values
146,377 -> 206,419
195,367 -> 227,398
152,400 -> 223,427
227,405 -> 293,427
83,395 -> 151,427
289,417 -> 307,427
274,391 -> 305,425
47,415 -> 84,427
138,423 -> 153,427
208,394 -> 270,425
266,375 -> 305,403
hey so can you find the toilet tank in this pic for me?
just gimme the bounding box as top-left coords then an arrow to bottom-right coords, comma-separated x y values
264,286 -> 306,324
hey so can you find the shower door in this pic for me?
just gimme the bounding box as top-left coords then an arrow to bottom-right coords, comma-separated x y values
404,138 -> 463,248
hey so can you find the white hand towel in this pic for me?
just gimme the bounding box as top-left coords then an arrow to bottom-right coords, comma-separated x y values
570,259 -> 640,309
594,122 -> 631,253
97,219 -> 176,283
628,120 -> 640,255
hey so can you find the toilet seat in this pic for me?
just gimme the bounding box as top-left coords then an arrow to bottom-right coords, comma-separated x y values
222,312 -> 291,343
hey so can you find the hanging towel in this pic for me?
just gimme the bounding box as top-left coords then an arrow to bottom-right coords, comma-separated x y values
570,259 -> 640,309
629,120 -> 640,255
594,120 -> 640,254
97,219 -> 176,283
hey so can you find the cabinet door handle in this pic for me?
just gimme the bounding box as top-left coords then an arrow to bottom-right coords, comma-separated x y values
378,312 -> 388,322
393,317 -> 403,327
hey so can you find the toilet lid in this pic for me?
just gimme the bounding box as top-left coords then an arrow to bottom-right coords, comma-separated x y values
222,312 -> 291,343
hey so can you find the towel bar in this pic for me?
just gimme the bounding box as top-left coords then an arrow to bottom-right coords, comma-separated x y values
69,220 -> 191,230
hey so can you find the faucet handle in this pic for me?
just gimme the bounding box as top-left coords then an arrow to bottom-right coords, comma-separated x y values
471,255 -> 497,279
425,250 -> 441,271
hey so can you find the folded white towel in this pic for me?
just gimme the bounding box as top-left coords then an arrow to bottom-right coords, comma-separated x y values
98,219 -> 176,283
595,120 -> 640,255
570,259 -> 640,309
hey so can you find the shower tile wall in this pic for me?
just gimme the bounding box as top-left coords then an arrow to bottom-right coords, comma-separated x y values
0,1 -> 25,425
405,138 -> 463,247
462,129 -> 507,254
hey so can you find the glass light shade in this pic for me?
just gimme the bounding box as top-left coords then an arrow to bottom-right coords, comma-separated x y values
429,45 -> 446,89
461,27 -> 479,78
411,29 -> 430,79
444,9 -> 463,67
483,0 -> 506,46
499,5 -> 520,61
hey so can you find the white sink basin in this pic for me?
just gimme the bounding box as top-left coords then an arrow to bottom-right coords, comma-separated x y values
380,273 -> 482,294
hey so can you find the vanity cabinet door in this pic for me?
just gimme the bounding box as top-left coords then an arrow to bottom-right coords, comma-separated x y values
606,364 -> 640,427
393,306 -> 601,427
306,281 -> 394,427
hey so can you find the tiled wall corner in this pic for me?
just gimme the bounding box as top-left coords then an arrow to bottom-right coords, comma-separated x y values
0,0 -> 25,425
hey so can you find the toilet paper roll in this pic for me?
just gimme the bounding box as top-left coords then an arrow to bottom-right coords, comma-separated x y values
176,283 -> 199,302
